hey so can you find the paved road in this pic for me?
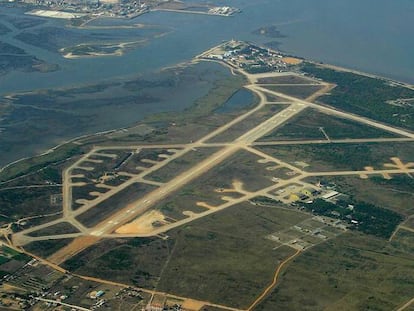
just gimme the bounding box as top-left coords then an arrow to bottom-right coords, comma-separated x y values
34,297 -> 91,311
11,63 -> 414,249
91,100 -> 307,236
255,85 -> 414,138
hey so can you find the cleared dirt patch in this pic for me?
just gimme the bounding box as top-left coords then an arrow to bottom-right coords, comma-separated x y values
182,299 -> 206,310
115,210 -> 166,234
281,57 -> 303,65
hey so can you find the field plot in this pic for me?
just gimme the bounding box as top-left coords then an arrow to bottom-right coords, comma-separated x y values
72,183 -> 111,210
27,221 -> 80,237
146,147 -> 220,183
207,105 -> 288,143
64,203 -> 308,308
0,187 -> 62,223
391,230 -> 414,255
257,75 -> 317,85
263,92 -> 294,103
301,63 -> 414,130
145,113 -> 241,144
147,149 -> 277,221
63,237 -> 171,289
259,85 -> 325,100
148,149 -> 281,222
258,108 -> 399,141
23,238 -> 74,258
257,142 -> 414,172
121,148 -> 181,174
199,149 -> 280,191
403,217 -> 414,230
257,233 -> 414,311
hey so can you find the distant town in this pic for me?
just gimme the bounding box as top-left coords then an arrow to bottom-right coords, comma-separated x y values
10,0 -> 240,20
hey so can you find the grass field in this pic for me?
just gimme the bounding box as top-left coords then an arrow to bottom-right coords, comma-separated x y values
207,105 -> 288,143
0,143 -> 83,182
24,238 -> 74,258
63,202 -> 308,308
72,183 -> 109,210
257,75 -> 316,85
76,182 -> 157,227
150,149 -> 281,220
256,232 -> 414,311
263,92 -> 293,103
259,108 -> 398,141
0,187 -> 62,223
301,63 -> 414,130
27,221 -> 80,237
257,142 -> 414,172
260,85 -> 325,100
146,147 -> 220,183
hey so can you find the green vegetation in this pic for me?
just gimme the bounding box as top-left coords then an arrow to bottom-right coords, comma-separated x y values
302,199 -> 403,239
257,75 -> 312,84
0,246 -> 31,263
147,147 -> 220,183
152,149 -> 277,219
306,175 -> 414,216
0,143 -> 83,182
0,54 -> 54,76
259,108 -> 397,141
261,84 -> 324,100
64,203 -> 308,308
76,182 -> 156,227
1,61 -> 239,173
24,239 -> 74,258
301,63 -> 414,130
146,69 -> 246,123
207,105 -> 287,143
257,233 -> 414,311
27,221 -> 80,237
391,229 -> 414,255
0,187 -> 62,223
63,237 -> 172,289
258,142 -> 414,172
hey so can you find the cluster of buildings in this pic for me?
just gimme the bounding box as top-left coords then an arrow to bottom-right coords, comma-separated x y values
19,0 -> 152,19
207,6 -> 240,16
17,0 -> 241,20
205,41 -> 303,74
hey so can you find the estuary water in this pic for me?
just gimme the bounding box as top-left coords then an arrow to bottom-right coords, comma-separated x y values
0,0 -> 414,165
0,0 -> 414,95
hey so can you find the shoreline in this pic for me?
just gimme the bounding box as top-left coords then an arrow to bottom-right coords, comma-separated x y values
150,8 -> 235,17
1,43 -> 413,177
